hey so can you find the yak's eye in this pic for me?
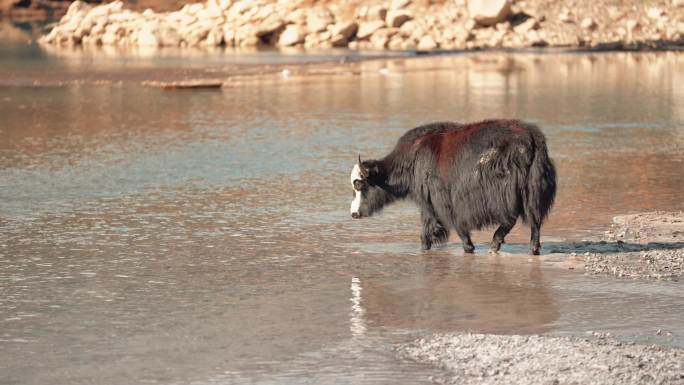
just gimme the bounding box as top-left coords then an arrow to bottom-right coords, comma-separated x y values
353,179 -> 366,191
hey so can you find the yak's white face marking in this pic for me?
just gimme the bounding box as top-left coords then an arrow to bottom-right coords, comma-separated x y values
350,164 -> 364,216
350,164 -> 363,186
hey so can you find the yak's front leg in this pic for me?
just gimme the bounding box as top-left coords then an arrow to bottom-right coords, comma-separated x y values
456,228 -> 475,254
420,209 -> 449,250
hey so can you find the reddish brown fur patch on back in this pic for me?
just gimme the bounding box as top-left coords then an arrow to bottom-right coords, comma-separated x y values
433,123 -> 491,170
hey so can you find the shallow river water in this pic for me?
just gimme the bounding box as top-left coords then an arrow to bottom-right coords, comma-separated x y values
1,41 -> 684,384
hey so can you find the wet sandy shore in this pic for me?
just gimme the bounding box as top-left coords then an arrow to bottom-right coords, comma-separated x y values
398,333 -> 684,385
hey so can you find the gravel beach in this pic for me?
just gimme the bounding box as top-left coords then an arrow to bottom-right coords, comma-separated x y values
586,212 -> 684,280
398,333 -> 684,385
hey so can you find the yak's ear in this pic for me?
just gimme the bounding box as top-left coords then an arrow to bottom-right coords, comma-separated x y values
358,155 -> 369,178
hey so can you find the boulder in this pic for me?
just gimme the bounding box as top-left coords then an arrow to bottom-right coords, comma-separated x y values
306,8 -> 334,33
137,24 -> 160,46
159,26 -> 181,46
580,17 -> 596,30
370,28 -> 398,49
390,0 -> 411,10
513,17 -> 538,33
647,7 -> 664,19
332,20 -> 358,39
278,24 -> 304,46
255,14 -> 285,37
467,0 -> 511,26
330,20 -> 358,45
201,26 -> 224,46
417,34 -> 438,50
357,20 -> 385,39
386,9 -> 412,28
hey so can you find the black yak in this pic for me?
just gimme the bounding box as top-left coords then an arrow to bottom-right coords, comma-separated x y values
350,120 -> 556,255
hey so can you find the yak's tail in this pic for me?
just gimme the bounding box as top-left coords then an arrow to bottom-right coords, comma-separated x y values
522,126 -> 557,225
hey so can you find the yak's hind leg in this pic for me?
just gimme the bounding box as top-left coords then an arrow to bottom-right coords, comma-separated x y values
530,221 -> 541,255
456,228 -> 475,254
420,208 -> 449,250
490,217 -> 517,254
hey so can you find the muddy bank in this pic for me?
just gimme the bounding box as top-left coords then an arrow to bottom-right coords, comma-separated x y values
397,333 -> 684,385
37,0 -> 684,51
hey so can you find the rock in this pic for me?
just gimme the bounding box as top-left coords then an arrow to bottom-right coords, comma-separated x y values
467,0 -> 511,26
255,14 -> 286,37
223,27 -> 236,46
202,27 -> 224,46
386,9 -> 412,28
278,24 -> 304,46
369,5 -> 388,21
370,27 -> 399,49
330,20 -> 358,45
357,20 -> 385,39
580,17 -> 597,30
137,24 -> 160,47
647,7 -> 664,19
559,10 -> 573,23
625,20 -> 640,32
159,26 -> 181,47
307,8 -> 334,33
417,34 -> 438,50
390,0 -> 411,10
465,19 -> 478,31
388,35 -> 405,49
514,17 -> 538,33
207,0 -> 232,11
65,1 -> 92,18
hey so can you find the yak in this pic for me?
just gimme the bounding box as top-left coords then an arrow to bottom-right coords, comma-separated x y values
349,119 -> 556,255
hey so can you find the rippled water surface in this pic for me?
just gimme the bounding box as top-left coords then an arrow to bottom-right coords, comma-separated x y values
1,41 -> 684,385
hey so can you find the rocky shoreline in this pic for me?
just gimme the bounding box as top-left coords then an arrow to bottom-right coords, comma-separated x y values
38,0 -> 684,51
397,333 -> 684,385
583,212 -> 684,280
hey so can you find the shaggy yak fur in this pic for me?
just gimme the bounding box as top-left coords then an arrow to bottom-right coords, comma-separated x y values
350,119 -> 557,255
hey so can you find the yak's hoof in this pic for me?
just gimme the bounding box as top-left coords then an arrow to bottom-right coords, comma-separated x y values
463,246 -> 475,254
530,247 -> 540,255
490,242 -> 502,254
421,240 -> 432,251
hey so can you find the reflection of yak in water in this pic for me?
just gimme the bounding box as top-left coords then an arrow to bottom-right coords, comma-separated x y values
351,255 -> 559,335
350,120 -> 556,255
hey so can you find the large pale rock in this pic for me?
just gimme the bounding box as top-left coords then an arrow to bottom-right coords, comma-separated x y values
159,26 -> 181,46
278,24 -> 304,46
255,14 -> 285,37
467,0 -> 511,26
370,27 -> 398,49
65,1 -> 92,18
201,27 -> 224,46
580,17 -> 596,30
390,0 -> 411,10
307,8 -> 334,33
137,23 -> 160,46
386,9 -> 412,28
223,27 -> 236,46
417,34 -> 438,50
330,20 -> 358,46
357,20 -> 385,39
